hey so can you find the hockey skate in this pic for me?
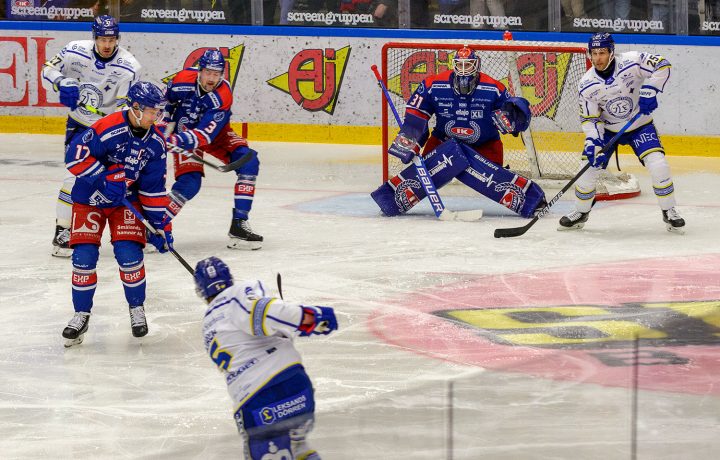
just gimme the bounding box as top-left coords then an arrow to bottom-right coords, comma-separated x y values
129,305 -> 148,337
662,207 -> 685,234
52,225 -> 72,258
228,218 -> 263,250
558,211 -> 590,231
62,312 -> 90,347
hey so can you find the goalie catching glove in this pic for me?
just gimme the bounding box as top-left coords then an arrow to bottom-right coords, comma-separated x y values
492,96 -> 532,136
298,306 -> 338,336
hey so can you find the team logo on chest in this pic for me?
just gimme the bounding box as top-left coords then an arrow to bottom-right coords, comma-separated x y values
78,84 -> 104,115
445,120 -> 481,143
606,96 -> 633,118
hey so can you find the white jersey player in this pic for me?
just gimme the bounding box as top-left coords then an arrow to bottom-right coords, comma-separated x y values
559,32 -> 685,234
42,15 -> 141,257
194,257 -> 337,460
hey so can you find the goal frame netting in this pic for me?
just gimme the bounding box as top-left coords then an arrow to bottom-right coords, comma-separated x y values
379,40 -> 640,200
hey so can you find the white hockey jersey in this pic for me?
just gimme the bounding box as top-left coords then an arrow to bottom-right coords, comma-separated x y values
201,280 -> 307,409
578,51 -> 671,140
42,40 -> 141,127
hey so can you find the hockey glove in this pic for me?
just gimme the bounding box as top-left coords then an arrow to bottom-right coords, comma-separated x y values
638,86 -> 658,115
167,131 -> 198,151
55,78 -> 80,110
298,306 -> 338,337
583,138 -> 607,168
147,220 -> 173,253
388,134 -> 418,164
492,109 -> 514,135
93,164 -> 127,206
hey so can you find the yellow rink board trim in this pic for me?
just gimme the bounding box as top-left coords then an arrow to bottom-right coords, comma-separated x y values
1,116 -> 719,158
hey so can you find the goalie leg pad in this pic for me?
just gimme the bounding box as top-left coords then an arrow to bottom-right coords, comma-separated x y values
456,143 -> 545,218
371,139 -> 469,216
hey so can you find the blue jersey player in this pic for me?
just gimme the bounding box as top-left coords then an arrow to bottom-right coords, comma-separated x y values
61,82 -> 172,347
371,46 -> 546,219
558,33 -> 685,234
194,257 -> 338,460
163,49 -> 263,250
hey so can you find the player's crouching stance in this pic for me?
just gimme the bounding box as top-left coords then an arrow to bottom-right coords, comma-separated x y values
62,82 -> 172,347
194,257 -> 337,460
163,49 -> 263,250
559,33 -> 685,234
43,15 -> 141,257
371,46 -> 546,218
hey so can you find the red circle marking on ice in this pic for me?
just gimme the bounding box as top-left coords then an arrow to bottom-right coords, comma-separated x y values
369,254 -> 720,395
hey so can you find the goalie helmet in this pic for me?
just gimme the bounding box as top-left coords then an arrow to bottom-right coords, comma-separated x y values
127,81 -> 167,111
198,49 -> 226,72
588,32 -> 614,53
452,46 -> 480,96
194,256 -> 234,299
92,15 -> 120,39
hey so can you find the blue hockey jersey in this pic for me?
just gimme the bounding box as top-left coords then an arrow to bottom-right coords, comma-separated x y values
165,68 -> 233,150
402,70 -> 511,147
65,110 -> 169,223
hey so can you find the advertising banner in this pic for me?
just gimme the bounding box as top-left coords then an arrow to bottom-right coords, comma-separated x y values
0,29 -> 718,139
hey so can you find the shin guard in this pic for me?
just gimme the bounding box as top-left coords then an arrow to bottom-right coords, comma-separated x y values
371,139 -> 469,216
456,143 -> 546,218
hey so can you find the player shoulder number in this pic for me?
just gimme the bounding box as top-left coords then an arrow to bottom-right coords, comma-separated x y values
408,94 -> 424,109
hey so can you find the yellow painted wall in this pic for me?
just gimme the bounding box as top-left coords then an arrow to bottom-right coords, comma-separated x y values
2,115 -> 719,157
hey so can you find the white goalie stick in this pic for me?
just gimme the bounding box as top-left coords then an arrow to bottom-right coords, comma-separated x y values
163,122 -> 253,173
371,65 -> 483,222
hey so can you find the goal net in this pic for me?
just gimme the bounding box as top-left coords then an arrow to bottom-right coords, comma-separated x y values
380,40 -> 640,200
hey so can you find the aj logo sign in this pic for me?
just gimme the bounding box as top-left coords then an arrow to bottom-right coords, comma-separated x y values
267,46 -> 351,114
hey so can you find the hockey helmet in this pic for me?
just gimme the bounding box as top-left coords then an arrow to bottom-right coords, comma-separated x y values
92,15 -> 120,39
198,49 -> 226,72
588,32 -> 614,53
127,81 -> 167,111
453,46 -> 480,96
194,257 -> 234,299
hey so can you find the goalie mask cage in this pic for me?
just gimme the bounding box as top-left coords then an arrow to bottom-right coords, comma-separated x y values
380,40 -> 640,200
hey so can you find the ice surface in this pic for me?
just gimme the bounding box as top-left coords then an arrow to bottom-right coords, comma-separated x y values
1,134 -> 719,459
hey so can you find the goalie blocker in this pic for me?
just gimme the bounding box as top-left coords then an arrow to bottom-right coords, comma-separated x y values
371,139 -> 546,218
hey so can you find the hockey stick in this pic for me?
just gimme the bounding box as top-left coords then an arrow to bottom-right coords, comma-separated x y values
276,273 -> 284,300
493,113 -> 641,238
163,122 -> 253,173
166,143 -> 253,173
371,65 -> 482,222
79,103 -> 107,116
122,198 -> 194,275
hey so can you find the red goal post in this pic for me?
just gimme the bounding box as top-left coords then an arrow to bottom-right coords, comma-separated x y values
379,40 -> 640,200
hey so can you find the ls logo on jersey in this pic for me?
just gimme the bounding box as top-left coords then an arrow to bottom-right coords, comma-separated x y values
606,96 -> 633,118
162,44 -> 245,92
267,46 -> 351,115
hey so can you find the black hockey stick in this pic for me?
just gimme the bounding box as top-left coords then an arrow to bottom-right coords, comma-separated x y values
166,144 -> 253,173
122,198 -> 194,275
371,65 -> 482,222
493,113 -> 641,238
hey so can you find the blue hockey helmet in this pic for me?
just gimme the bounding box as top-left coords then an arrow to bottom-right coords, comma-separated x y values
127,81 -> 167,111
194,257 -> 234,299
198,49 -> 226,72
452,46 -> 480,96
92,15 -> 120,39
588,32 -> 614,53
